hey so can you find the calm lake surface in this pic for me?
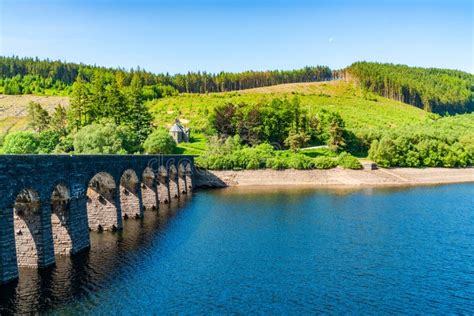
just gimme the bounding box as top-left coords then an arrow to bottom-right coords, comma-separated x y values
1,183 -> 473,314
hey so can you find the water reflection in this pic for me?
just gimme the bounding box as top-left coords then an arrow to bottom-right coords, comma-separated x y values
0,194 -> 191,314
1,184 -> 473,314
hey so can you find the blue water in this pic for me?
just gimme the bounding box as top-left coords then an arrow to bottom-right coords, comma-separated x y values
1,184 -> 473,314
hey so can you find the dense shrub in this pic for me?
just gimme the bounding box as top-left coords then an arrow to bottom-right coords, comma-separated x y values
313,156 -> 338,169
143,129 -> 177,154
37,130 -> 60,153
369,133 -> 473,168
2,131 -> 39,154
338,152 -> 362,169
286,153 -> 315,169
74,123 -> 127,154
266,156 -> 289,170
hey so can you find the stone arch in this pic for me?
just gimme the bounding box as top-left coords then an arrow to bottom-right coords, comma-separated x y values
178,163 -> 187,194
86,172 -> 121,231
168,165 -> 179,199
51,183 -> 73,255
142,167 -> 158,211
157,165 -> 170,204
119,169 -> 142,219
13,189 -> 42,267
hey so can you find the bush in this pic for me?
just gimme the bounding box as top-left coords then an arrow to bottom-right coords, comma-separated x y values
53,134 -> 75,153
313,156 -> 338,169
338,152 -> 362,169
37,130 -> 60,153
286,153 -> 314,169
368,128 -> 474,168
2,131 -> 39,154
74,122 -> 127,154
143,129 -> 177,154
266,156 -> 288,170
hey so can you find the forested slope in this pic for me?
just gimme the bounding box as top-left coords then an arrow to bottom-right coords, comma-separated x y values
343,62 -> 474,114
0,56 -> 332,95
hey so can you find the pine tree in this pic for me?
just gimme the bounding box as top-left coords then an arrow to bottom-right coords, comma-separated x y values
50,105 -> 68,136
69,75 -> 90,130
328,114 -> 346,152
125,73 -> 153,144
26,102 -> 50,132
105,80 -> 127,125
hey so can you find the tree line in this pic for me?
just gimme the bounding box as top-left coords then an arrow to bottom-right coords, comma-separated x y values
209,98 -> 348,152
342,62 -> 474,114
0,70 -> 181,155
0,56 -> 332,95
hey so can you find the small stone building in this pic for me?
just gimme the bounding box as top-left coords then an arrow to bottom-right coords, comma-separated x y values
169,119 -> 190,143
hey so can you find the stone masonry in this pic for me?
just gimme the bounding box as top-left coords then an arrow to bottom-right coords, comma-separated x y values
0,155 -> 194,285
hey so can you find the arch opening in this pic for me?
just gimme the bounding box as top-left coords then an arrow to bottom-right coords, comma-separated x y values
119,169 -> 141,219
13,189 -> 42,267
51,184 -> 73,255
86,172 -> 120,231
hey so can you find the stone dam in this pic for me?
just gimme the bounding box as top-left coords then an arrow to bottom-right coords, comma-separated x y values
0,155 -> 194,285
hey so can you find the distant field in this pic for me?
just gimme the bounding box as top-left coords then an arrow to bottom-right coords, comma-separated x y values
0,95 -> 69,133
147,80 -> 430,135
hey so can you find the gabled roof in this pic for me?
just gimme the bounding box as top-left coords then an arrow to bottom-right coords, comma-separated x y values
170,123 -> 183,132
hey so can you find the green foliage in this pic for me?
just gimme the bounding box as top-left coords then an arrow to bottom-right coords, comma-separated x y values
368,114 -> 474,167
198,135 -> 340,170
26,102 -> 50,132
345,62 -> 474,114
142,84 -> 179,100
284,130 -> 311,152
143,129 -> 177,154
124,74 -> 153,144
210,98 -> 317,147
37,130 -> 60,154
0,56 -> 332,95
50,105 -> 68,136
67,72 -> 153,145
337,152 -> 362,169
53,134 -> 75,154
285,153 -> 315,169
313,156 -> 338,169
175,133 -> 207,155
266,155 -> 289,170
69,75 -> 90,129
73,122 -> 127,154
2,131 -> 39,154
327,112 -> 346,152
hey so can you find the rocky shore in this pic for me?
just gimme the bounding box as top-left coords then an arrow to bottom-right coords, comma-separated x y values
194,167 -> 474,188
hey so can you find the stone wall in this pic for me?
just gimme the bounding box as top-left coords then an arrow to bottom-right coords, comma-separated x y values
0,155 -> 194,285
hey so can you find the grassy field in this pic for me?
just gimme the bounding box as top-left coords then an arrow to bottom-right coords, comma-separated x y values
0,95 -> 69,133
146,80 -> 437,156
147,80 -> 430,136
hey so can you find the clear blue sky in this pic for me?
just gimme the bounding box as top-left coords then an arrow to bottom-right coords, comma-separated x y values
1,0 -> 472,73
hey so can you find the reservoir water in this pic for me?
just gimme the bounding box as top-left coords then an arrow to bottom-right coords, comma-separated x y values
1,183 -> 473,314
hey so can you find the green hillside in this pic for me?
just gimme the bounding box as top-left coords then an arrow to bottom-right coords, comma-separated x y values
148,80 -> 430,137
0,62 -> 472,168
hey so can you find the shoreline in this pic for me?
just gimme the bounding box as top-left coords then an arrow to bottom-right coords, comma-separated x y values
194,167 -> 474,188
